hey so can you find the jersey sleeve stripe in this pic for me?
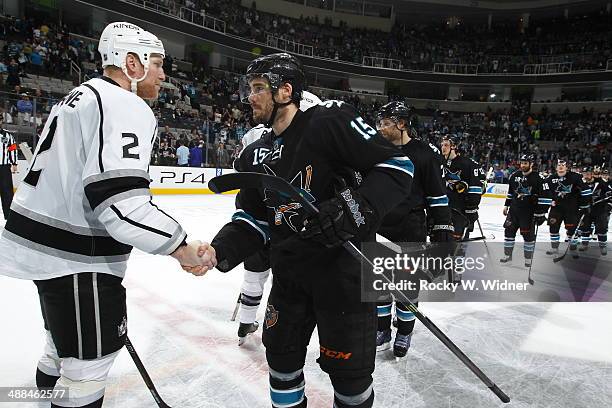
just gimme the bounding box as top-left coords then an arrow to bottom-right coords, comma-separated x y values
468,186 -> 482,194
151,224 -> 188,255
149,199 -> 181,225
3,208 -> 132,258
109,204 -> 174,239
10,202 -> 110,236
374,157 -> 414,177
84,169 -> 150,185
426,196 -> 449,206
84,175 -> 151,215
82,83 -> 105,173
92,188 -> 151,219
231,210 -> 269,244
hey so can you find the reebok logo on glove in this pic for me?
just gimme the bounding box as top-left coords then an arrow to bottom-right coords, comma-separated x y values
340,189 -> 365,227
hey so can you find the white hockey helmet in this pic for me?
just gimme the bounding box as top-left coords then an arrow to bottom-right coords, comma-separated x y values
98,22 -> 165,92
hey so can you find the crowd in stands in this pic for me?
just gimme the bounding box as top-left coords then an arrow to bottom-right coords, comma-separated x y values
0,15 -> 94,86
0,7 -> 609,178
418,103 -> 612,180
139,0 -> 612,73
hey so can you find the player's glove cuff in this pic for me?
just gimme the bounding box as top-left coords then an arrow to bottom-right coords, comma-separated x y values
300,187 -> 376,248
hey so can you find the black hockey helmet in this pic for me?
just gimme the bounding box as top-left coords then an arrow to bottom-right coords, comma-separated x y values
241,52 -> 305,105
441,133 -> 460,148
593,166 -> 602,175
376,101 -> 413,124
376,101 -> 417,137
519,153 -> 534,162
582,165 -> 593,172
556,159 -> 568,167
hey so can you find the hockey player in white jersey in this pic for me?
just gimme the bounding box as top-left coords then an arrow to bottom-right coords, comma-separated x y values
234,90 -> 321,345
0,22 -> 215,408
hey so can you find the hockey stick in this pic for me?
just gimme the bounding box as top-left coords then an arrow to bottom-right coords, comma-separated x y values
527,222 -> 538,286
450,208 -> 495,241
592,195 -> 612,206
210,172 -> 511,404
125,336 -> 171,408
553,213 -> 586,263
230,293 -> 241,321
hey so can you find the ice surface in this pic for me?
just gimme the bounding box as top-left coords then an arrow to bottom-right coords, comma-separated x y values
1,196 -> 611,407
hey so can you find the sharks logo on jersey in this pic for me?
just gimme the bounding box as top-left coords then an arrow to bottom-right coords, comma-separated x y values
555,182 -> 573,198
515,179 -> 532,198
443,167 -> 462,189
263,164 -> 316,232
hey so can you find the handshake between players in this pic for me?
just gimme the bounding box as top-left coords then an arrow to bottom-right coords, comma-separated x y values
174,241 -> 218,276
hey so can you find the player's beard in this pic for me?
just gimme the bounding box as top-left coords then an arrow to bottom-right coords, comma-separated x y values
252,99 -> 274,124
137,80 -> 160,100
380,128 -> 401,144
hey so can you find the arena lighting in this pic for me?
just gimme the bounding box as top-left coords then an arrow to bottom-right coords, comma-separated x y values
490,93 -> 497,98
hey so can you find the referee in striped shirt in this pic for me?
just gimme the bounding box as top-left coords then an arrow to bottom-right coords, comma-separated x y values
0,120 -> 18,220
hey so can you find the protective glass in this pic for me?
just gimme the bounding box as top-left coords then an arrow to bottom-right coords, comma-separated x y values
375,117 -> 396,131
239,75 -> 270,104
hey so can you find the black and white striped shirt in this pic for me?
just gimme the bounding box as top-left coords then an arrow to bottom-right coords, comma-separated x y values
0,129 -> 17,166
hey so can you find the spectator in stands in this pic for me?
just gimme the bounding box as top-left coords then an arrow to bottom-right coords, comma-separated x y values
16,93 -> 32,125
189,140 -> 203,167
0,108 -> 13,124
5,58 -> 20,91
159,140 -> 176,166
176,139 -> 189,167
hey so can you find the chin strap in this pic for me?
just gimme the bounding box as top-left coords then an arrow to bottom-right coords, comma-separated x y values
121,61 -> 150,94
264,93 -> 293,128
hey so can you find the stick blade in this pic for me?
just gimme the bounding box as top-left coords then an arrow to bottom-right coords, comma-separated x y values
209,172 -> 264,194
553,254 -> 565,263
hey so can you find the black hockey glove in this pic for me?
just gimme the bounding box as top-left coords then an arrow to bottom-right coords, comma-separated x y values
533,213 -> 547,226
300,187 -> 376,248
430,224 -> 454,242
464,208 -> 479,223
450,181 -> 468,194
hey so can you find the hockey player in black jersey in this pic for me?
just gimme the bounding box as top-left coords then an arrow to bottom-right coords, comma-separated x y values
578,166 -> 611,255
374,101 -> 453,358
208,53 -> 413,408
440,134 -> 483,240
500,154 -> 551,267
545,160 -> 592,256
232,92 -> 322,346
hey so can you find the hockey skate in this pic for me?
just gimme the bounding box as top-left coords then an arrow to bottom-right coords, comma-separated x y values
393,333 -> 412,359
601,246 -> 608,256
499,255 -> 512,263
238,321 -> 259,346
569,244 -> 579,259
376,329 -> 391,352
524,258 -> 532,268
546,247 -> 559,255
578,243 -> 589,252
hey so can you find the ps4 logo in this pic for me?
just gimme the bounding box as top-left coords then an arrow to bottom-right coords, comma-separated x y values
159,171 -> 206,184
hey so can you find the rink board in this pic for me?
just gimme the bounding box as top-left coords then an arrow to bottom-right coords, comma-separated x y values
12,161 -> 509,197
